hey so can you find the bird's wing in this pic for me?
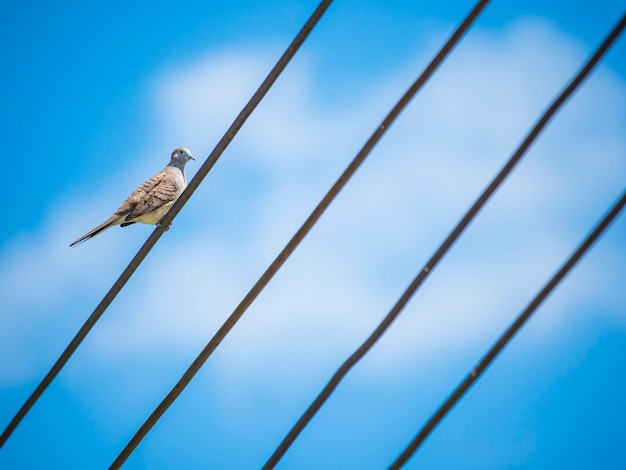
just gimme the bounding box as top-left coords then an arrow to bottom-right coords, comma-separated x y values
117,168 -> 182,222
70,167 -> 183,247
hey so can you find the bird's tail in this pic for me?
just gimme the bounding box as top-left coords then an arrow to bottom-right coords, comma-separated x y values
70,215 -> 121,247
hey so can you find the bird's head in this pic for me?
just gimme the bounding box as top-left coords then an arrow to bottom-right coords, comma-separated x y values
171,147 -> 195,165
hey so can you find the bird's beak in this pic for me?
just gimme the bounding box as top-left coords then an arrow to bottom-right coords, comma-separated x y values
190,155 -> 196,161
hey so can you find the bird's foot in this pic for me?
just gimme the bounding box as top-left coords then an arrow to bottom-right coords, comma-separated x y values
157,219 -> 172,231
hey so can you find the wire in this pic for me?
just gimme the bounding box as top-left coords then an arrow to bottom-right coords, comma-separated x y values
0,0 -> 333,450
262,10 -> 626,470
389,186 -> 626,469
109,1 -> 492,468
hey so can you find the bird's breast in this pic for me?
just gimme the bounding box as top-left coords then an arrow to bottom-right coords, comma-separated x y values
133,202 -> 175,225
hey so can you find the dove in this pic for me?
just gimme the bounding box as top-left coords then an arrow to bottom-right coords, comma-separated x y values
70,147 -> 195,247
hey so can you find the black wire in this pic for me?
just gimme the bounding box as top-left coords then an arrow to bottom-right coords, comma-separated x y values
110,1 -> 492,468
389,186 -> 626,469
0,0 -> 333,451
263,10 -> 626,470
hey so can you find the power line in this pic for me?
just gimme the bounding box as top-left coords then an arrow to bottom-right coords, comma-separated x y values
109,1 -> 492,468
389,186 -> 626,469
262,10 -> 626,470
0,0 -> 333,450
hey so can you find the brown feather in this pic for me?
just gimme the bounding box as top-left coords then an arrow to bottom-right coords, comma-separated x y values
69,214 -> 123,246
70,165 -> 186,247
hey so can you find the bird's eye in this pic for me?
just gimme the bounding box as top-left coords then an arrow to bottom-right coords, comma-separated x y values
179,150 -> 183,154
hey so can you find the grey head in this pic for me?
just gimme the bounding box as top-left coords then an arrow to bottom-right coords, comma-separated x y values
169,147 -> 195,170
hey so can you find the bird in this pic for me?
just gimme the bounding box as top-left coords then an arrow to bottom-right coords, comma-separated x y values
70,147 -> 195,247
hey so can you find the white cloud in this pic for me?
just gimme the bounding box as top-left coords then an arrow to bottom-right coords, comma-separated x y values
1,18 -> 625,388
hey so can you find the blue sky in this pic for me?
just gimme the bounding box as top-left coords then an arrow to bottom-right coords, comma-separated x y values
1,1 -> 625,468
